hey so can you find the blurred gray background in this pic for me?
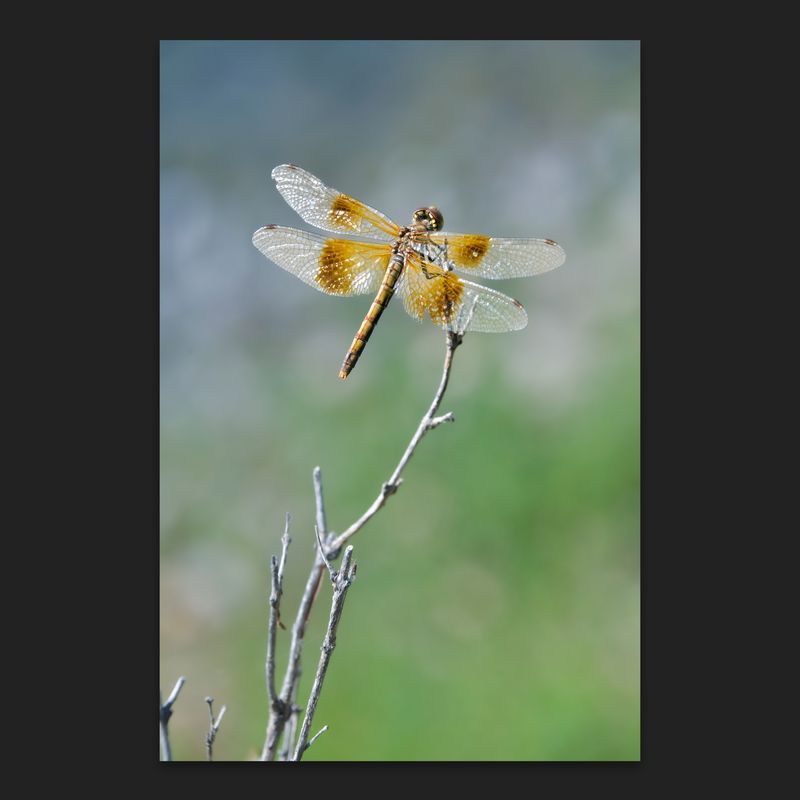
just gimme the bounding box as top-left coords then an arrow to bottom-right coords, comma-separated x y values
160,40 -> 639,761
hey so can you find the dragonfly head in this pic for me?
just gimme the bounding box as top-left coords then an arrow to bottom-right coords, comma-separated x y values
412,206 -> 444,232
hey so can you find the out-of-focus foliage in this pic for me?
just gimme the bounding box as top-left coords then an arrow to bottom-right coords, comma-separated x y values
160,40 -> 639,761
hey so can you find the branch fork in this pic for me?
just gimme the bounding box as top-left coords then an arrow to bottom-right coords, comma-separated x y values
260,328 -> 465,761
427,411 -> 455,430
205,697 -> 227,761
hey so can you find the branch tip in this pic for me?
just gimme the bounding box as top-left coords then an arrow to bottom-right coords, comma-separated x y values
428,411 -> 455,429
339,546 -> 354,580
313,466 -> 328,539
306,724 -> 329,751
162,676 -> 186,715
160,676 -> 186,761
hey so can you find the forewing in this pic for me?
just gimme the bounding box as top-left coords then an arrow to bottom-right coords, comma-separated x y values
252,226 -> 390,296
398,253 -> 527,333
427,232 -> 565,279
271,164 -> 400,241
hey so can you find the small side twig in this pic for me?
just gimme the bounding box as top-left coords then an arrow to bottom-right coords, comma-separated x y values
314,524 -> 335,580
291,547 -> 357,761
159,675 -> 186,762
306,725 -> 329,752
427,411 -> 455,429
205,697 -> 227,762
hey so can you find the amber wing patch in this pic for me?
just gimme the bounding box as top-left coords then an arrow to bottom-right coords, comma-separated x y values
318,239 -> 355,293
327,192 -> 400,238
403,253 -> 464,325
328,194 -> 364,232
446,234 -> 490,269
316,238 -> 389,295
426,271 -> 464,325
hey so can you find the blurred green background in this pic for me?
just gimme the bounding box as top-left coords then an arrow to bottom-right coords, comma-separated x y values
160,40 -> 639,761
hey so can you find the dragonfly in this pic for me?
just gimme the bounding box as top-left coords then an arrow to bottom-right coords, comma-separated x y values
252,164 -> 566,379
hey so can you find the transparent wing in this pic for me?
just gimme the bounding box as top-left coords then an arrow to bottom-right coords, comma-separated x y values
449,278 -> 528,332
271,164 -> 400,241
427,232 -> 566,279
252,226 -> 390,296
397,253 -> 527,333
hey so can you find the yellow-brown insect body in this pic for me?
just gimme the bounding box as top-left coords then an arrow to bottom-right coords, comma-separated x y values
339,250 -> 405,379
339,208 -> 444,380
254,166 -> 566,381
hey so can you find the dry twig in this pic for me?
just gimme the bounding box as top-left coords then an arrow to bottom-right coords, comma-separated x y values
159,676 -> 186,762
306,724 -> 329,751
266,513 -> 291,712
291,547 -> 357,761
205,697 -> 227,761
261,479 -> 330,761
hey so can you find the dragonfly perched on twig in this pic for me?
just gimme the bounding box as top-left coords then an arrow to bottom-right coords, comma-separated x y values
252,165 -> 566,379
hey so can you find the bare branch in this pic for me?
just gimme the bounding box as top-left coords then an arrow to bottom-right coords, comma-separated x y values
328,330 -> 463,553
313,465 -> 328,539
315,524 -> 335,580
159,676 -> 186,762
267,514 -> 291,710
163,675 -> 186,709
261,331 -> 465,762
205,697 -> 227,762
291,547 -> 357,761
278,513 -> 291,585
278,704 -> 302,761
261,550 -> 327,760
261,463 -> 348,761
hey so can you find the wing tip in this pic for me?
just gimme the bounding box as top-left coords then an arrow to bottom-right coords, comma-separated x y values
543,239 -> 567,268
252,223 -> 277,238
271,164 -> 300,181
252,225 -> 282,248
515,300 -> 529,330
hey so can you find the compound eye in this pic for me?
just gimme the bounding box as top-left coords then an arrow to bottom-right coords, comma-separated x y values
427,207 -> 443,230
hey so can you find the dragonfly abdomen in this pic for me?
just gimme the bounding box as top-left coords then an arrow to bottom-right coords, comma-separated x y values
339,252 -> 405,379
